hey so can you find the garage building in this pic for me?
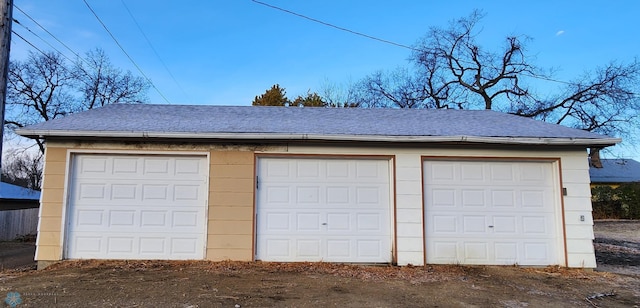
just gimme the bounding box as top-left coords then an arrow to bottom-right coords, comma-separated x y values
16,104 -> 619,269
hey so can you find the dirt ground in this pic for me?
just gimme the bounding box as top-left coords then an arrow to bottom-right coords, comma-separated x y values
0,242 -> 36,271
593,220 -> 640,277
0,220 -> 638,307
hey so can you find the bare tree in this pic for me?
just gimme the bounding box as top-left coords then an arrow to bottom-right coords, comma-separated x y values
4,49 -> 150,154
76,48 -> 149,109
1,149 -> 43,190
5,51 -> 77,153
318,80 -> 361,108
413,10 -> 536,110
356,68 -> 429,108
512,61 -> 640,137
350,10 -> 639,140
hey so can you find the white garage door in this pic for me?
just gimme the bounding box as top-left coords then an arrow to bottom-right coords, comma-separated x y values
256,157 -> 392,263
424,160 -> 563,265
65,154 -> 208,260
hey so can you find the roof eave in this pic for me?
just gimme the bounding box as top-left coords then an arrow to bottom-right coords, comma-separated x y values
15,129 -> 622,146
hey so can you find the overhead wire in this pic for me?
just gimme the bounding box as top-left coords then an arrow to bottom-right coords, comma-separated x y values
11,30 -> 49,59
251,0 -> 417,51
11,28 -> 115,95
82,0 -> 171,104
14,5 -> 94,69
120,0 -> 191,102
12,18 -> 88,69
250,0 -> 600,89
11,10 -> 135,95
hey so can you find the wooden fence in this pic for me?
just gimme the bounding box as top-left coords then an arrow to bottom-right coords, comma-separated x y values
0,208 -> 39,241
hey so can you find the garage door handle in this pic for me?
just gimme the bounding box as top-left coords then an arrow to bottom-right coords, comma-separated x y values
488,225 -> 494,228
321,223 -> 327,225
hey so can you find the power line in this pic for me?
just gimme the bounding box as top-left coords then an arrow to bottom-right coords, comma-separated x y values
82,0 -> 171,104
14,5 -> 92,68
11,30 -> 49,59
12,19 -> 82,66
250,0 -> 590,88
11,29 -> 100,91
13,4 -> 164,97
251,0 -> 417,51
12,17 -> 117,91
120,0 -> 191,102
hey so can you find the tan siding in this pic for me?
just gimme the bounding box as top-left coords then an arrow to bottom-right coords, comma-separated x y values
36,245 -> 62,260
211,178 -> 254,193
209,206 -> 253,220
41,174 -> 66,189
37,141 -> 597,267
36,145 -> 68,261
38,143 -> 258,263
207,234 -> 253,249
36,231 -> 61,244
38,217 -> 62,232
40,186 -> 64,203
211,151 -> 254,165
209,220 -> 253,235
207,248 -> 253,261
44,161 -> 67,176
39,202 -> 63,217
207,151 -> 254,261
209,192 -> 254,207
213,164 -> 254,178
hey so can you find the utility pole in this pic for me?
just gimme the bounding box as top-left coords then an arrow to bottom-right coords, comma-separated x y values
0,0 -> 12,171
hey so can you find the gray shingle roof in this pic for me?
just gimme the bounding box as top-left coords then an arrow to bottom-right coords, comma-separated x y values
590,159 -> 640,184
16,104 -> 620,146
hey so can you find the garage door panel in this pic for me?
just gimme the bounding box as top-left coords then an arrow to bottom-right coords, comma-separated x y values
326,161 -> 349,178
327,240 -> 350,258
494,242 -> 518,262
68,231 -> 204,259
73,181 -> 205,206
431,215 -> 457,233
461,189 -> 485,207
463,242 -> 489,261
296,213 -> 321,231
522,218 -> 550,235
71,208 -> 204,230
462,216 -> 487,233
257,158 -> 392,263
297,239 -> 321,257
431,242 -> 457,261
109,210 -> 136,226
107,237 -> 135,254
424,160 -> 562,265
491,190 -> 516,207
429,189 -> 457,207
522,242 -> 552,261
66,154 -> 207,260
78,156 -> 108,174
326,213 -> 350,230
492,216 -> 517,233
75,156 -> 207,180
140,211 -> 167,227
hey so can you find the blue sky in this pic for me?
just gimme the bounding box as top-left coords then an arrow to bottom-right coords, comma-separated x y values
9,0 -> 640,158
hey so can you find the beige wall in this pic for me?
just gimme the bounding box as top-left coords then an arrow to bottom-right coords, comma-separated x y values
36,142 -> 257,263
37,141 -> 596,268
36,146 -> 67,261
207,151 -> 254,261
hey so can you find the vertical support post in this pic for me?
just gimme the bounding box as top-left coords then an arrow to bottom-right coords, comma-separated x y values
0,0 -> 13,170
